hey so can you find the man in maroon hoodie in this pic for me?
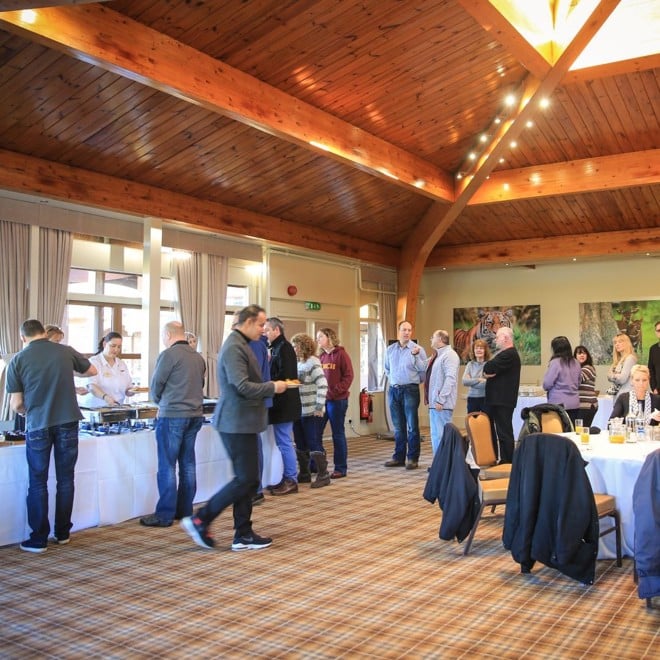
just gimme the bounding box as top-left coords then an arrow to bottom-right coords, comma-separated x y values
317,328 -> 354,478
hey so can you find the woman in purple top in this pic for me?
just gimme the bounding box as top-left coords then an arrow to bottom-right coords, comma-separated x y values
542,336 -> 582,424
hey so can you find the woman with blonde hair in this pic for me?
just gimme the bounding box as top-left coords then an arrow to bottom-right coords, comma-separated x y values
610,365 -> 660,425
462,338 -> 491,413
291,333 -> 330,488
607,333 -> 637,396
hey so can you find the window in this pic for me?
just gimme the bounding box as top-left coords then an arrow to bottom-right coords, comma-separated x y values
65,268 -> 177,385
360,303 -> 384,391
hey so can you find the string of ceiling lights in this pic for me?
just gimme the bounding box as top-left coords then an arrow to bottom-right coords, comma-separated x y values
455,85 -> 551,184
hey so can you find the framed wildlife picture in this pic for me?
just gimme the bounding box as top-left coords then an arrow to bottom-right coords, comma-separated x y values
453,305 -> 541,365
578,300 -> 660,366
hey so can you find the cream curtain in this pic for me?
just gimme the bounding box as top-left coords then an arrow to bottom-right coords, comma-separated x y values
378,287 -> 397,346
38,227 -> 72,327
0,221 -> 30,420
204,255 -> 228,398
175,252 -> 227,398
175,252 -> 202,338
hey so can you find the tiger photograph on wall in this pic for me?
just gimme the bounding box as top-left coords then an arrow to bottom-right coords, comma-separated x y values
453,305 -> 541,365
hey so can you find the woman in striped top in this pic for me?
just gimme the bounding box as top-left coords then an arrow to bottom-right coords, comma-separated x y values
574,345 -> 598,427
291,333 -> 330,488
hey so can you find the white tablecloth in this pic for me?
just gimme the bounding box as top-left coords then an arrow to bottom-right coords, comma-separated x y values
0,424 -> 283,547
513,396 -> 614,438
569,432 -> 658,559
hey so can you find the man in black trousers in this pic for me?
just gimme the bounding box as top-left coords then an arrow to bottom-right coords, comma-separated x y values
483,326 -> 521,464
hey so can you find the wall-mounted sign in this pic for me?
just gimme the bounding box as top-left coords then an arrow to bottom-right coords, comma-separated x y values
305,301 -> 322,311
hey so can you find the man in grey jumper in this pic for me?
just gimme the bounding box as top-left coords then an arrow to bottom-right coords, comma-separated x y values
140,321 -> 206,527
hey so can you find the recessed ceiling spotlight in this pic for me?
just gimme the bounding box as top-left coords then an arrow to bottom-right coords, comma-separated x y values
526,120 -> 534,128
505,94 -> 516,107
539,98 -> 550,109
510,140 -> 517,149
480,134 -> 488,143
494,117 -> 501,125
468,152 -> 477,161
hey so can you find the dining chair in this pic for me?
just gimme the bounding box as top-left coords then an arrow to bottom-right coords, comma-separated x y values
462,475 -> 510,555
465,412 -> 511,480
540,410 -> 565,434
503,433 -> 621,584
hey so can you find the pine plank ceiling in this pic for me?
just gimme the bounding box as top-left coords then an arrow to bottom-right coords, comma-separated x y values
0,0 -> 657,272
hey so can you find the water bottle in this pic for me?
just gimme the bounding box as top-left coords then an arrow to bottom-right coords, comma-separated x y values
635,416 -> 646,441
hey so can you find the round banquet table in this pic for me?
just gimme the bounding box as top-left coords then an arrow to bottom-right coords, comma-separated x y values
565,431 -> 658,559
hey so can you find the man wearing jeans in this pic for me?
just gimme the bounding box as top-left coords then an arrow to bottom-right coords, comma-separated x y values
140,321 -> 206,528
7,319 -> 96,552
426,330 -> 460,456
384,320 -> 427,469
264,317 -> 302,495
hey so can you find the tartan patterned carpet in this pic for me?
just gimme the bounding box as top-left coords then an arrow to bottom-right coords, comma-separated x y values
1,433 -> 657,659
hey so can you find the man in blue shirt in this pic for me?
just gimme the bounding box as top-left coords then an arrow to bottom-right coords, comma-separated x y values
7,319 -> 96,552
384,320 -> 427,469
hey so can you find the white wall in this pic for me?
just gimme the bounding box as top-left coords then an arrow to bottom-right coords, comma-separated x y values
416,257 -> 659,425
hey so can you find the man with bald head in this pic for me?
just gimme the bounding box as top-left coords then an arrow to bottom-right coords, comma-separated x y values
483,326 -> 521,464
140,320 -> 206,527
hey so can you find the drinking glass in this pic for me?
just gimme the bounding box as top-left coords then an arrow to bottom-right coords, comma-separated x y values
574,418 -> 583,435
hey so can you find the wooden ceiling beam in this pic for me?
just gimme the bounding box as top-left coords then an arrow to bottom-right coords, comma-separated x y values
564,53 -> 660,83
397,0 -> 621,326
0,1 -> 110,9
0,4 -> 455,203
469,150 -> 660,204
426,227 -> 660,269
457,0 -> 552,78
0,149 -> 399,267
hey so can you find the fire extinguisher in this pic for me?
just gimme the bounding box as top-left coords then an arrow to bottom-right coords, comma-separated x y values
360,388 -> 373,423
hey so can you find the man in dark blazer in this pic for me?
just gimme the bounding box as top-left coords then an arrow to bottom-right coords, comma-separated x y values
181,305 -> 287,551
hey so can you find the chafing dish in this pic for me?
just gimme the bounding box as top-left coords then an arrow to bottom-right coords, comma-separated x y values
203,399 -> 217,415
81,404 -> 159,424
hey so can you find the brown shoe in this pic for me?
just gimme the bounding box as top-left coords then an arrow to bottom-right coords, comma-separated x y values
405,460 -> 419,470
270,478 -> 299,495
384,459 -> 406,467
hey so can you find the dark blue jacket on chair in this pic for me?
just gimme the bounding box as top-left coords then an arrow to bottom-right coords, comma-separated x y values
503,433 -> 599,584
633,448 -> 660,601
424,423 -> 480,543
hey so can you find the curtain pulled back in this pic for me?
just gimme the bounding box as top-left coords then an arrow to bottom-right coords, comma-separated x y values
205,255 -> 227,398
175,253 -> 227,398
0,221 -> 30,420
38,227 -> 72,328
175,253 -> 202,340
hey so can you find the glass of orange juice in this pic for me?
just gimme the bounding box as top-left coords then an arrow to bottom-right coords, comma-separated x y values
580,429 -> 590,444
574,418 -> 583,435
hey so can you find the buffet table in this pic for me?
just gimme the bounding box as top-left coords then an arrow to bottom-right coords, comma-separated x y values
513,395 -> 614,438
568,432 -> 658,559
0,424 -> 283,547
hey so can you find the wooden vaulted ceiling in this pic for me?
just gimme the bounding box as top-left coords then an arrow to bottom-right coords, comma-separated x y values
0,0 -> 658,319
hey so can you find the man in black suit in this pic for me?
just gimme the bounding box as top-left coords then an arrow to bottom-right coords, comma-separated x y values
180,305 -> 286,551
483,326 -> 521,464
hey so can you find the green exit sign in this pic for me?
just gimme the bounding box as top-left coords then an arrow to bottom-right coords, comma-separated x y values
305,301 -> 322,311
